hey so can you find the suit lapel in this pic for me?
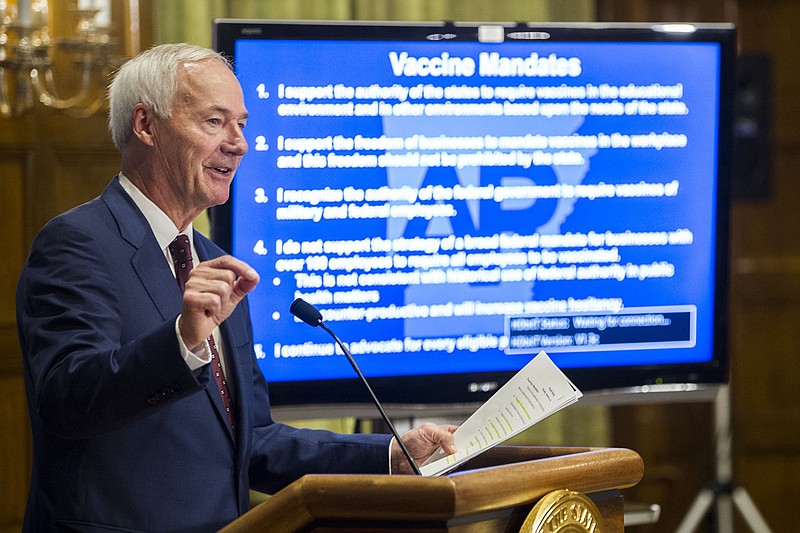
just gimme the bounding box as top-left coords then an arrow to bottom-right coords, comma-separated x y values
102,178 -> 183,320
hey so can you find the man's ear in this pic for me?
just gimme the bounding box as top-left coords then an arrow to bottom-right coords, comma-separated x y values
132,103 -> 156,147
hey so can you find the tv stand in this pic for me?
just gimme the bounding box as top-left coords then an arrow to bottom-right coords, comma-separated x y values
675,385 -> 773,533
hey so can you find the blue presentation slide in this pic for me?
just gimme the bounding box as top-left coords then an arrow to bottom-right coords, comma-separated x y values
229,38 -> 721,382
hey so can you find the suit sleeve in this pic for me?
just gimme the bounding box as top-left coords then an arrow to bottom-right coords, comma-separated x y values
246,373 -> 393,493
17,217 -> 202,439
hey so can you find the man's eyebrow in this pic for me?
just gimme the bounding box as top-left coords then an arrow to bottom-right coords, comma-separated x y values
209,104 -> 249,120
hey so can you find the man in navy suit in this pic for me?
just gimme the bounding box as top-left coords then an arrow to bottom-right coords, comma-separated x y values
16,43 -> 456,532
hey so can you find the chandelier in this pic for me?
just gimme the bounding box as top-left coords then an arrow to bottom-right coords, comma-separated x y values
0,0 -> 123,117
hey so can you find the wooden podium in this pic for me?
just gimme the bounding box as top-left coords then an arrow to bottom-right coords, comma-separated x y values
220,446 -> 644,533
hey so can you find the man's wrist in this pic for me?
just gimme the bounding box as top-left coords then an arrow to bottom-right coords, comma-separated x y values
175,315 -> 212,371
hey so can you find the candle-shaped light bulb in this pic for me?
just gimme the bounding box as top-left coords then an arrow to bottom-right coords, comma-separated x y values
17,0 -> 31,26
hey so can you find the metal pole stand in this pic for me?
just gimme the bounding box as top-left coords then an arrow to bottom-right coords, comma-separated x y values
674,385 -> 772,533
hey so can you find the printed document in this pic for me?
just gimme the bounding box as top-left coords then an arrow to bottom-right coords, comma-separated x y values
419,351 -> 582,477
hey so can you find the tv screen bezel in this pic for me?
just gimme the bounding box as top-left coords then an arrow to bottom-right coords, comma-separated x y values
211,19 -> 736,414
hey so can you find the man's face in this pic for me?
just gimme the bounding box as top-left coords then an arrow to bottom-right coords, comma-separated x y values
150,59 -> 249,216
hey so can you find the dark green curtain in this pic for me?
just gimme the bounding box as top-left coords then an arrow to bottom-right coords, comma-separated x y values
155,0 -> 595,47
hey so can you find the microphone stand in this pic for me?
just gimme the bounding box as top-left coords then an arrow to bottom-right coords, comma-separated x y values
318,321 -> 423,476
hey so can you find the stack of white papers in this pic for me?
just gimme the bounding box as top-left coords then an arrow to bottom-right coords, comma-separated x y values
420,351 -> 582,477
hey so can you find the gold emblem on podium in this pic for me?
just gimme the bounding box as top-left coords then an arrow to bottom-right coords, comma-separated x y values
520,489 -> 605,533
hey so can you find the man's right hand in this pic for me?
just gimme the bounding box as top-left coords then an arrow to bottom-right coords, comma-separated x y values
178,255 -> 259,350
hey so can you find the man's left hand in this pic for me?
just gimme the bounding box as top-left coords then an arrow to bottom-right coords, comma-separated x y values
391,422 -> 458,475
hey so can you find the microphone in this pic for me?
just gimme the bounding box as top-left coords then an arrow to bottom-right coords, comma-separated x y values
289,298 -> 422,476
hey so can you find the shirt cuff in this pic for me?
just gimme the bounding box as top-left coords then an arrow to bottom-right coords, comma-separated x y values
175,315 -> 212,371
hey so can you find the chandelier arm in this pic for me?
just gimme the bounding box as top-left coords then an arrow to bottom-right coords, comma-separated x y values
42,65 -> 65,97
60,94 -> 105,119
30,65 -> 94,110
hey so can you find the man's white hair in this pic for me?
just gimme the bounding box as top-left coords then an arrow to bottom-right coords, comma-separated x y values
107,43 -> 231,151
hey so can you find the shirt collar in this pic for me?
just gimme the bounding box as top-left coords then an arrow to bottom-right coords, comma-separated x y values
118,173 -> 194,252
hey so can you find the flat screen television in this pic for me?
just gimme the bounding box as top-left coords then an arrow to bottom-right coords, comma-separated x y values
211,20 -> 735,417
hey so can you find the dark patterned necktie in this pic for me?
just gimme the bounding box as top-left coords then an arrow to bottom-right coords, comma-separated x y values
168,234 -> 235,432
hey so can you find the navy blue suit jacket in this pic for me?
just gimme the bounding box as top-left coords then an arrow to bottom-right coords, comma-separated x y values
16,178 -> 392,532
